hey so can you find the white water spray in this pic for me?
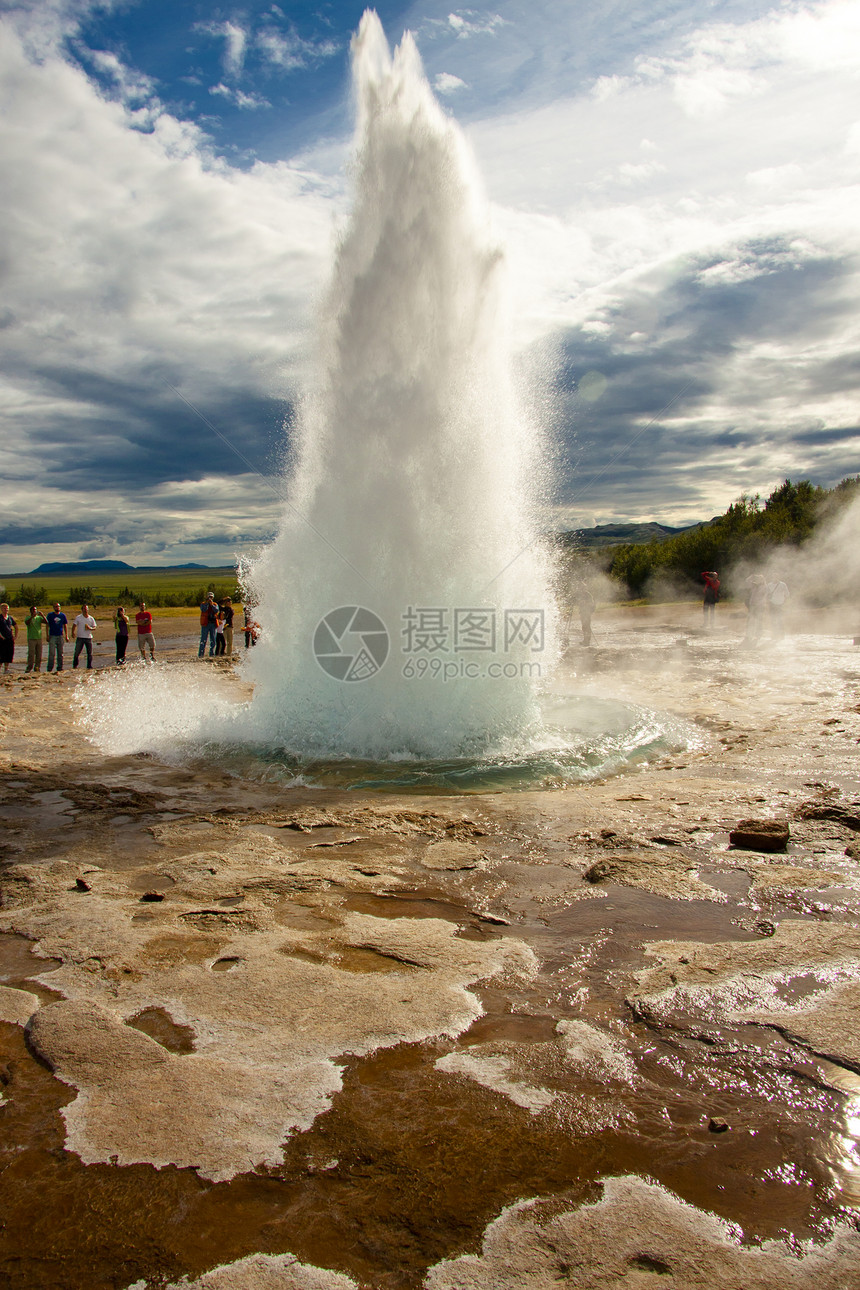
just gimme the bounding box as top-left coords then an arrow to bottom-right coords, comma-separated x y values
81,12 -> 692,785
241,11 -> 558,759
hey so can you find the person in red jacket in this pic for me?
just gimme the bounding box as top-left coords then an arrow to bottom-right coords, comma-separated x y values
702,571 -> 720,628
135,601 -> 156,662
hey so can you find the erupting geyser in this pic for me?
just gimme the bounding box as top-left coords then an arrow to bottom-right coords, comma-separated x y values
241,10 -> 559,759
82,12 -> 691,786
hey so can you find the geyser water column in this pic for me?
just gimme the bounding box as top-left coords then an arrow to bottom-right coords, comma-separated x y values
80,9 -> 692,786
242,11 -> 559,760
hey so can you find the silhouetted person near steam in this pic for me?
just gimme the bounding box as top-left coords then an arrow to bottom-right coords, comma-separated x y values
701,571 -> 720,627
743,574 -> 768,644
768,578 -> 790,638
244,604 -> 258,648
571,581 -> 595,646
221,597 -> 235,656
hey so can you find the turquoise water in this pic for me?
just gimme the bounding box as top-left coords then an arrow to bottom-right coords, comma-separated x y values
210,695 -> 692,794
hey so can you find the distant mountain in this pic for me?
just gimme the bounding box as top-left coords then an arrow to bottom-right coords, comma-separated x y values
29,560 -> 135,574
560,521 -> 703,550
15,560 -> 232,576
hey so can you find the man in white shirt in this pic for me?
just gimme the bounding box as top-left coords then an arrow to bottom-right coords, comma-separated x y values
72,604 -> 98,670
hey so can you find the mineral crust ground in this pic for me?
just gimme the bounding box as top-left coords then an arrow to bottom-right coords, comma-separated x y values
1,603 -> 860,1289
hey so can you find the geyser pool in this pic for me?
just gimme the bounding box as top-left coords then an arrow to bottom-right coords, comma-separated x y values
212,694 -> 691,793
80,663 -> 692,793
81,12 -> 693,782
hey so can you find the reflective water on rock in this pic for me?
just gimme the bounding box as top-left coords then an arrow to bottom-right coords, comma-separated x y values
0,931 -> 63,1004
126,1006 -> 196,1054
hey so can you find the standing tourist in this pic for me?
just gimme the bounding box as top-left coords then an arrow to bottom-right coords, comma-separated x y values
701,571 -> 720,628
135,601 -> 156,662
72,604 -> 97,670
199,592 -> 219,658
46,602 -> 69,673
243,603 -> 257,648
24,606 -> 48,673
221,596 -> 235,657
114,607 -> 130,665
214,607 -> 226,656
0,603 -> 17,673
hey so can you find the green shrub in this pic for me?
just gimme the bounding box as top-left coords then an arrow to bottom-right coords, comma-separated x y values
12,583 -> 49,606
606,477 -> 857,598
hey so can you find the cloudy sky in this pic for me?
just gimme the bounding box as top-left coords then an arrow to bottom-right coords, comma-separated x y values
2,0 -> 858,571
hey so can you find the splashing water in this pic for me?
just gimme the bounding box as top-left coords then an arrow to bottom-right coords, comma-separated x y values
240,11 -> 558,760
82,12 -> 692,786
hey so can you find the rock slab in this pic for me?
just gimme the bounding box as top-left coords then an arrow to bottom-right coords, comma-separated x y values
729,818 -> 789,852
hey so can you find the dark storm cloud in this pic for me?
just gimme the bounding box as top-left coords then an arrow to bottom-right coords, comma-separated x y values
10,359 -> 291,492
0,524 -> 102,548
791,424 -> 860,447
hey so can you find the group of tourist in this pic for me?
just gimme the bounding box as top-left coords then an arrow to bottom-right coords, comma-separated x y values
701,570 -> 791,639
0,601 -> 156,673
0,594 -> 259,673
197,593 -> 260,657
741,573 -> 791,641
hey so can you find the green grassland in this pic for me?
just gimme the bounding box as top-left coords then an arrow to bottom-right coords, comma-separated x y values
0,567 -> 242,609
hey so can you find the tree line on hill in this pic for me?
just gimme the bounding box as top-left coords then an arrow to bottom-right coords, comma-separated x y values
565,477 -> 860,599
2,583 -> 242,609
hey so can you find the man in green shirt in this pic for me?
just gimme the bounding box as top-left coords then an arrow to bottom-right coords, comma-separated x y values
25,606 -> 48,673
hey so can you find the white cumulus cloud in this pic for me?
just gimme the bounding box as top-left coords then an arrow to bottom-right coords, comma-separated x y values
434,71 -> 468,94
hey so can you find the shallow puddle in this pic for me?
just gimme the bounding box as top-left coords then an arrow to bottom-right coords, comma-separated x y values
545,883 -> 760,949
126,1006 -> 196,1053
128,871 -> 177,893
462,1013 -> 560,1045
272,901 -> 342,932
284,944 -> 423,974
0,931 -> 63,1003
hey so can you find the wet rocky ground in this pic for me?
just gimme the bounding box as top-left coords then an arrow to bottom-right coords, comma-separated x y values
1,604 -> 860,1288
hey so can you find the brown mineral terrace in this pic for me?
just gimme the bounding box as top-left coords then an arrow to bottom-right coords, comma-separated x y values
1,602 -> 859,1289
